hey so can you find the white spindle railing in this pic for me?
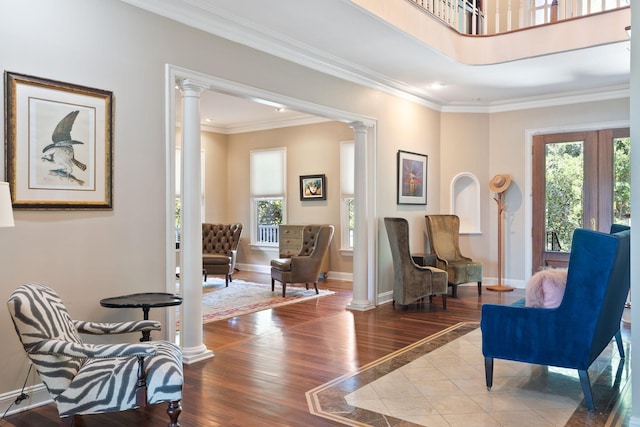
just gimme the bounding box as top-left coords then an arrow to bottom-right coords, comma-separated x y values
408,0 -> 628,35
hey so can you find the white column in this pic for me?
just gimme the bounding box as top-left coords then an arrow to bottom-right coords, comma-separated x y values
347,122 -> 375,311
178,79 -> 214,364
628,1 -> 640,425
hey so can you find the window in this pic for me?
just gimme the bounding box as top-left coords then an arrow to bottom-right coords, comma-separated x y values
340,141 -> 355,251
250,148 -> 286,245
175,148 -> 205,244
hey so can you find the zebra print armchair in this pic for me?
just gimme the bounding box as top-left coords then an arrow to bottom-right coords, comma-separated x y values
7,283 -> 183,427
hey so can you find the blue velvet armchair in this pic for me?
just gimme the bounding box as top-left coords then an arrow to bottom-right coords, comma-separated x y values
481,227 -> 630,411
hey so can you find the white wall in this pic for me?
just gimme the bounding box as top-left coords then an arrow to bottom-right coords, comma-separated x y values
0,0 -> 631,412
0,0 -> 440,400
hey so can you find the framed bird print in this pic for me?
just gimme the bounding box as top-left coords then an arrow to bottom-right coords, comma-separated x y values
397,150 -> 427,205
4,72 -> 113,209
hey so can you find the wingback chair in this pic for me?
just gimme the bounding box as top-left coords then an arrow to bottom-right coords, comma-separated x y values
481,227 -> 630,411
7,283 -> 183,426
384,217 -> 448,308
271,225 -> 334,297
202,223 -> 243,286
425,214 -> 483,297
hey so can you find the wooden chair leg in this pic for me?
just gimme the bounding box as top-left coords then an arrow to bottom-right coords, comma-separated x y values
167,400 -> 182,427
451,284 -> 458,298
135,355 -> 147,407
442,294 -> 446,310
485,357 -> 494,390
225,274 -> 229,287
271,278 -> 275,292
282,282 -> 287,297
477,281 -> 482,296
578,370 -> 595,411
313,282 -> 319,294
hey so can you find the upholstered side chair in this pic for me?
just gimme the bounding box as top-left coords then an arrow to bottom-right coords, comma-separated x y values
202,223 -> 243,286
384,217 -> 448,308
425,214 -> 483,297
271,225 -> 334,297
7,283 -> 183,427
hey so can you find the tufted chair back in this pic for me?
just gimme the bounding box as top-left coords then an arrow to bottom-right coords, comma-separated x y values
298,225 -> 323,256
202,223 -> 243,256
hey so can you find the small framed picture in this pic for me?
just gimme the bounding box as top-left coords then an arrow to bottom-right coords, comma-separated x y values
4,72 -> 113,209
397,150 -> 427,205
300,174 -> 326,201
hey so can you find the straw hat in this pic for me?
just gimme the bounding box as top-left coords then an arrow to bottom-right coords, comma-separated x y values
489,174 -> 511,193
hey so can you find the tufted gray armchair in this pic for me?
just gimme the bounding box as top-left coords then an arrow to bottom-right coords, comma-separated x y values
271,225 -> 334,297
202,223 -> 243,286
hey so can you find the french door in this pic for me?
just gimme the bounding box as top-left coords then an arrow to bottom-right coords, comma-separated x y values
532,128 -> 630,273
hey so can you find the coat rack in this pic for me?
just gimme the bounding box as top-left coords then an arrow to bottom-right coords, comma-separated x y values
487,175 -> 514,292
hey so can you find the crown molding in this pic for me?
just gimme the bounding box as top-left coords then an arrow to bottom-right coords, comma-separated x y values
126,0 -> 629,115
200,115 -> 331,135
442,84 -> 630,114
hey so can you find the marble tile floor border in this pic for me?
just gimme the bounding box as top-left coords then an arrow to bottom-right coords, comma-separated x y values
306,322 -> 630,427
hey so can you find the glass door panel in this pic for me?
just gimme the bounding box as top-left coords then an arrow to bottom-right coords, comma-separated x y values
544,141 -> 584,253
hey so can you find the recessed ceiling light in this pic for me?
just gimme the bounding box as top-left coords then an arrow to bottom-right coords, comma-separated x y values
205,118 -> 213,123
431,82 -> 447,90
275,107 -> 286,112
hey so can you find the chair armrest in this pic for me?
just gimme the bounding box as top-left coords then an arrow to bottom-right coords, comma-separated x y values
230,249 -> 238,270
29,339 -> 157,359
73,320 -> 162,335
433,255 -> 448,270
290,255 -> 318,278
481,304 -> 574,366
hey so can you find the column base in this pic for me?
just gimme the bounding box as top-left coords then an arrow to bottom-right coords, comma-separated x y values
181,344 -> 214,365
346,299 -> 376,311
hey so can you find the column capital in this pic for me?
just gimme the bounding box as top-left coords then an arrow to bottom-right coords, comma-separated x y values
349,121 -> 369,133
177,79 -> 207,95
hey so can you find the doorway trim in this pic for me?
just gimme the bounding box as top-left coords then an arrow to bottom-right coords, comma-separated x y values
524,119 -> 629,280
164,64 -> 379,337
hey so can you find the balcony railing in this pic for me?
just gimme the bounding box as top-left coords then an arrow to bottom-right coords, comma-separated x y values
257,224 -> 279,244
409,0 -> 629,35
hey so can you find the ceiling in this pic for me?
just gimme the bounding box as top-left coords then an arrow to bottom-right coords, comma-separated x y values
123,0 -> 631,132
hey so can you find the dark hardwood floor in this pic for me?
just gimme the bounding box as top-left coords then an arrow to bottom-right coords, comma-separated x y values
2,273 -> 530,427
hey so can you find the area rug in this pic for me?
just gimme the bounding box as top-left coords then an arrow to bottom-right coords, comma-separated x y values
192,277 -> 334,323
306,322 -> 630,427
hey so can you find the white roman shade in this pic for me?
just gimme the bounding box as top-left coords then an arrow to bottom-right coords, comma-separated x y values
250,147 -> 286,196
340,141 -> 354,195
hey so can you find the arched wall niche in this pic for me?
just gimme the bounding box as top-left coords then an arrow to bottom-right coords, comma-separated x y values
450,172 -> 481,234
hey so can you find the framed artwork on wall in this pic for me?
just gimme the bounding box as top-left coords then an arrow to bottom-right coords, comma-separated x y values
4,71 -> 113,209
397,150 -> 427,205
300,174 -> 326,201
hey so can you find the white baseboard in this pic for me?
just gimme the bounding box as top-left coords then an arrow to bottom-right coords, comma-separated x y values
0,384 -> 51,418
235,263 -> 353,282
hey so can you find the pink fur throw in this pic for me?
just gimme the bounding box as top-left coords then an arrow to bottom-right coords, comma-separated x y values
525,267 -> 568,308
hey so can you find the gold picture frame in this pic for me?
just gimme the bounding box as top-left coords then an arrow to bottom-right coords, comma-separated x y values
4,72 -> 113,209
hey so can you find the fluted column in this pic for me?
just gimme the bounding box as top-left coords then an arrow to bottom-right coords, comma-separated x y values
178,79 -> 214,364
347,122 -> 375,311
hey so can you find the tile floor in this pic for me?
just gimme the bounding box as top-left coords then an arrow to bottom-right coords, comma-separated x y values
307,323 -> 630,427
